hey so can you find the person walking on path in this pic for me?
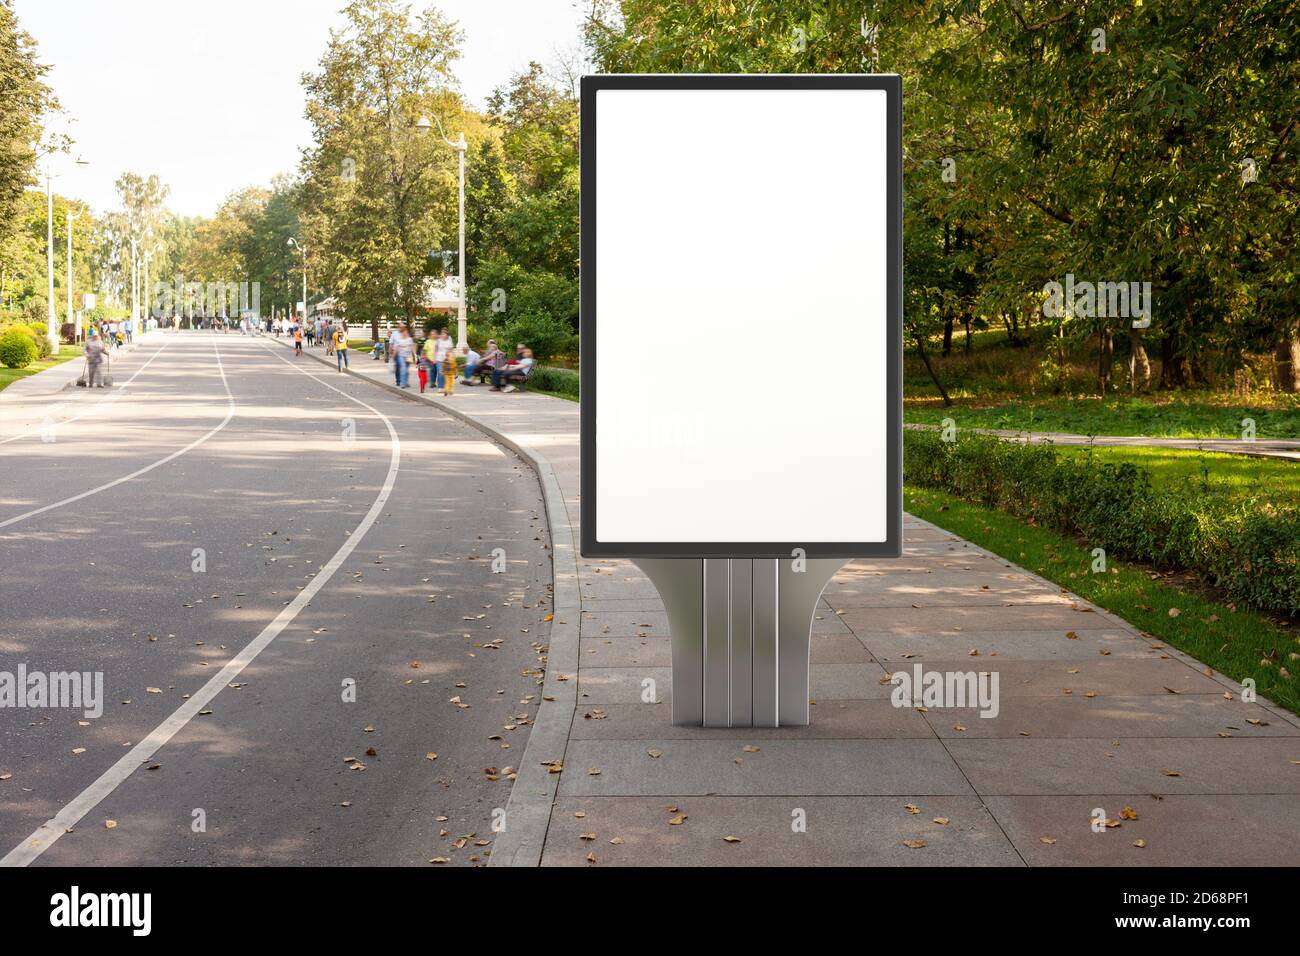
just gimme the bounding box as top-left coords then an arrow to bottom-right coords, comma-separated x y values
432,328 -> 455,391
333,322 -> 350,371
84,332 -> 107,388
441,347 -> 458,397
293,323 -> 303,356
392,323 -> 415,388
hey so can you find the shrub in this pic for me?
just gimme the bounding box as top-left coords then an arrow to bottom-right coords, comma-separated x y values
904,430 -> 1300,615
0,327 -> 39,368
26,325 -> 51,359
529,365 -> 579,398
21,298 -> 46,323
503,311 -> 575,363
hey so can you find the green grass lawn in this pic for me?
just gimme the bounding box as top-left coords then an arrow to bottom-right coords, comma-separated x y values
0,344 -> 84,393
905,485 -> 1300,715
1056,445 -> 1300,508
904,396 -> 1300,439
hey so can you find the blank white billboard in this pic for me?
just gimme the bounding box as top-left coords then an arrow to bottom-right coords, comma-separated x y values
581,76 -> 901,557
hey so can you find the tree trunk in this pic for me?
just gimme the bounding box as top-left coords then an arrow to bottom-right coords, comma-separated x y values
963,314 -> 972,353
1159,333 -> 1193,389
913,332 -> 952,406
1002,311 -> 1023,347
941,222 -> 953,357
1276,327 -> 1300,393
1128,326 -> 1150,392
1098,327 -> 1114,393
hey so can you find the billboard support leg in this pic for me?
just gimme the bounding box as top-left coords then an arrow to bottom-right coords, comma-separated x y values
633,558 -> 844,728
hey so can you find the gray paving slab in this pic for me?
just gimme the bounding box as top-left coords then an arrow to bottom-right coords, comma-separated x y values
839,602 -> 1108,634
569,700 -> 933,740
863,627 -> 1161,661
983,794 -> 1300,865
920,694 -> 1299,739
946,737 -> 1300,795
902,657 -> 1229,698
556,739 -> 976,797
542,796 -> 1022,866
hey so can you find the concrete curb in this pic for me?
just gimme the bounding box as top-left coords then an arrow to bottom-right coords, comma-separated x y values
271,337 -> 577,866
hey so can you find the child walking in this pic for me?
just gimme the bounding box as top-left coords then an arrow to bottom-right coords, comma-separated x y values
441,350 -> 457,396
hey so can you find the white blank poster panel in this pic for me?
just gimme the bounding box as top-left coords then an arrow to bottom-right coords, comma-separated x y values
595,87 -> 888,544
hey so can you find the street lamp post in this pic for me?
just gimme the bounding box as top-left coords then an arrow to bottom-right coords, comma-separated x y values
45,169 -> 57,354
41,156 -> 87,355
287,237 -> 307,323
130,235 -> 139,328
143,250 -> 153,333
416,115 -> 468,353
66,209 -> 77,343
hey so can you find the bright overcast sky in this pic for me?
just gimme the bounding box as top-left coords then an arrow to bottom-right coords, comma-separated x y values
15,0 -> 590,218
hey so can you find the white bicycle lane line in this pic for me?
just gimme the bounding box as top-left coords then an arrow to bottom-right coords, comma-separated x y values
1,338 -> 402,866
0,336 -> 233,532
0,336 -> 172,446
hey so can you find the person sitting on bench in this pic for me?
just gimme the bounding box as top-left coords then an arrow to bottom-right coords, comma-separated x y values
489,347 -> 535,392
472,339 -> 504,384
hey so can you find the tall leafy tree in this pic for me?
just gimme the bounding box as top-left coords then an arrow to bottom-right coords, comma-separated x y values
0,0 -> 57,253
300,0 -> 470,338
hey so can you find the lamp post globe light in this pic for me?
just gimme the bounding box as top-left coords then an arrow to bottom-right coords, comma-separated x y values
415,114 -> 468,354
66,208 -> 77,342
143,250 -> 153,330
129,234 -> 139,327
288,237 -> 307,322
43,156 -> 90,355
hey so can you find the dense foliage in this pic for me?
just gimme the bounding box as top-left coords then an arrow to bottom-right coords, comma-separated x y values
586,0 -> 1299,394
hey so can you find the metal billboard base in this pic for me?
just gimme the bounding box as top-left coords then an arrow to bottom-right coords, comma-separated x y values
633,558 -> 844,727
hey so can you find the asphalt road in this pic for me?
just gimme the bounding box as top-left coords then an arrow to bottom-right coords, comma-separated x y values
0,331 -> 552,866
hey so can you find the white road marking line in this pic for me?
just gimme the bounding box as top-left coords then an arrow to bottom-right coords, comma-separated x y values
0,338 -> 402,866
0,337 -> 230,531
0,336 -> 172,445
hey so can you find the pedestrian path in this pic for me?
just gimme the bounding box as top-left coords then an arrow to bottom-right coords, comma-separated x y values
0,331 -> 167,441
288,337 -> 1300,866
905,422 -> 1300,461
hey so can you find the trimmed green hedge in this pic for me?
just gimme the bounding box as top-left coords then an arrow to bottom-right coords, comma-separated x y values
529,365 -> 579,398
904,431 -> 1300,616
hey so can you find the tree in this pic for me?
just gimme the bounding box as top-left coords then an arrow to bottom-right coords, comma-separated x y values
586,0 -> 1299,394
300,0 -> 470,338
469,63 -> 579,350
0,0 -> 57,253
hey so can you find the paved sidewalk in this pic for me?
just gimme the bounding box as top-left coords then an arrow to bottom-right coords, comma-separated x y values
0,332 -> 166,439
291,338 -> 1300,866
905,422 -> 1300,461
